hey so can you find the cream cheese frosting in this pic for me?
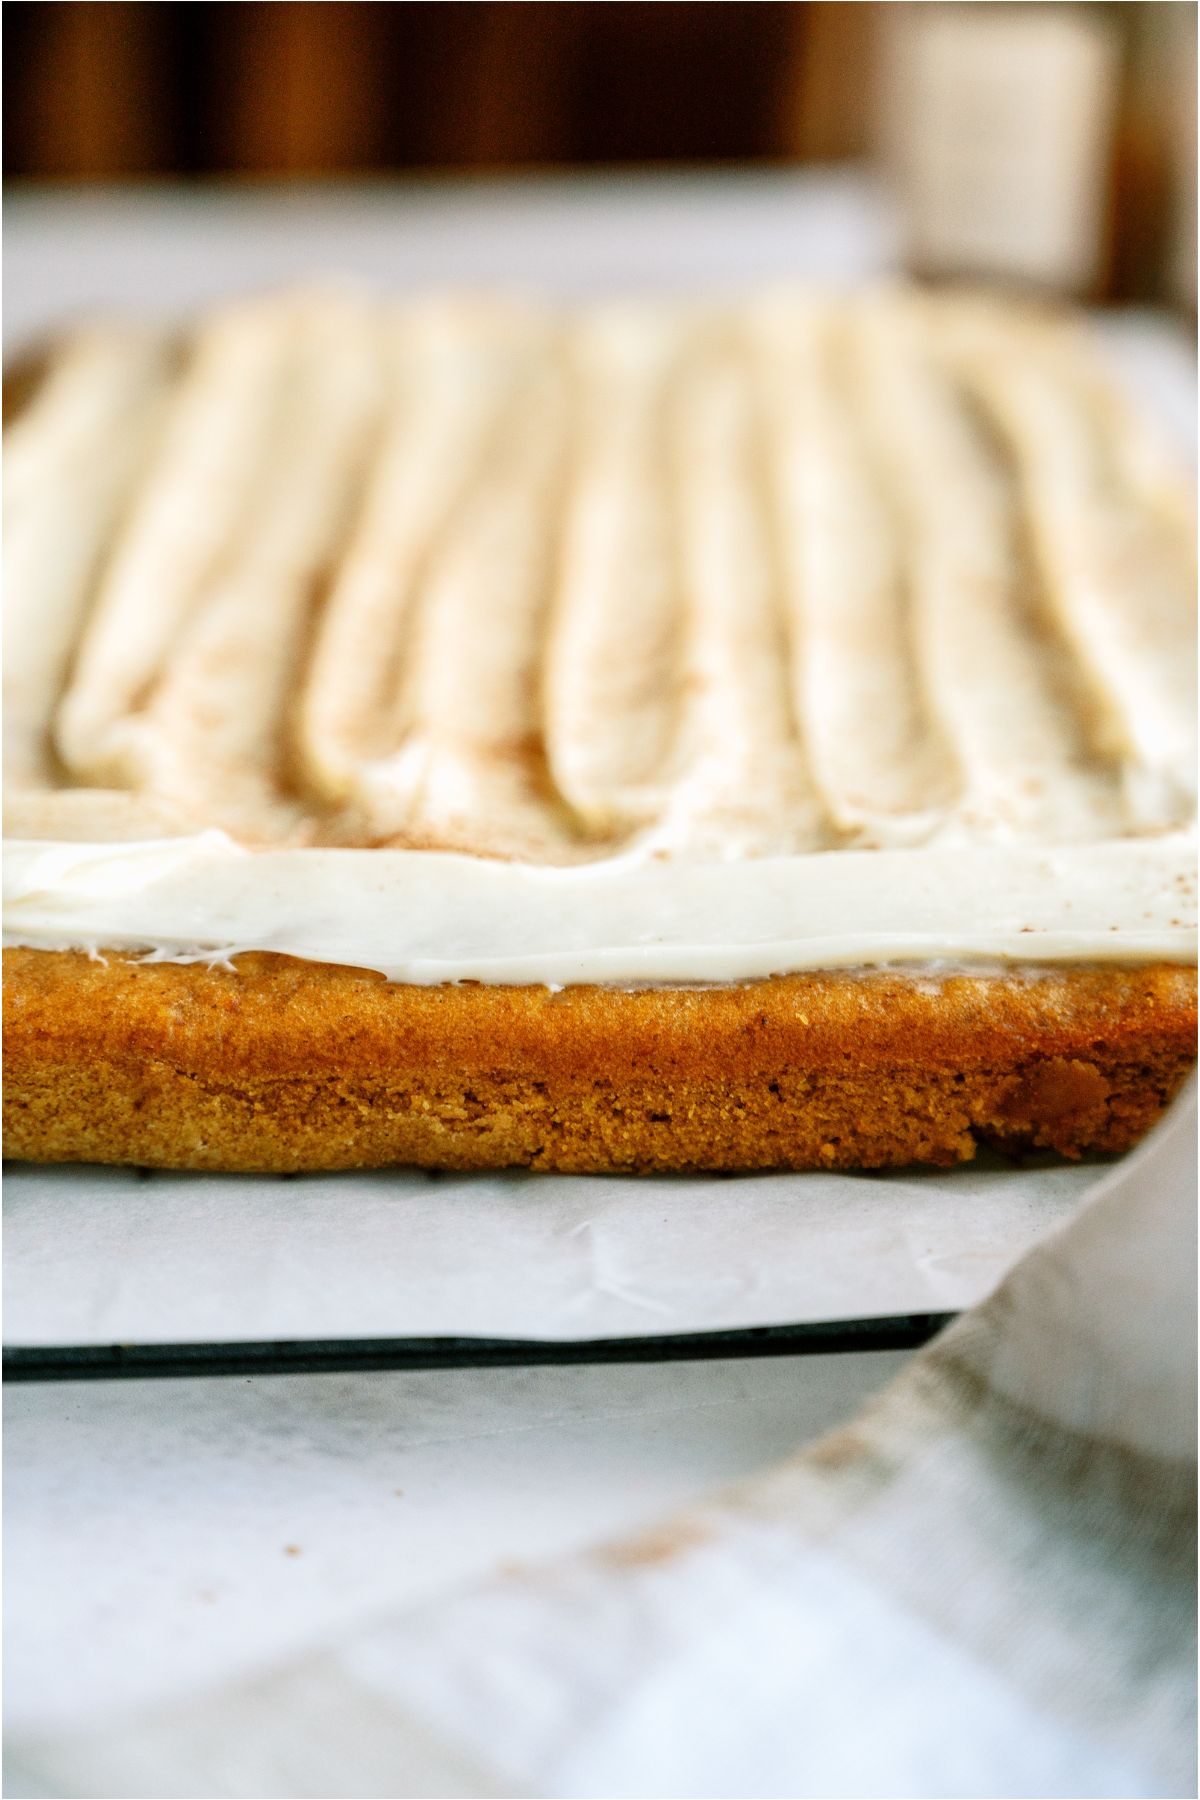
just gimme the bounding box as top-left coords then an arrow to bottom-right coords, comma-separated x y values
4,285 -> 1195,984
4,832 -> 1195,985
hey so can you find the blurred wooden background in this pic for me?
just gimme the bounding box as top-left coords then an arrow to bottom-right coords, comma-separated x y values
4,2 -> 1194,308
3,1 -> 879,178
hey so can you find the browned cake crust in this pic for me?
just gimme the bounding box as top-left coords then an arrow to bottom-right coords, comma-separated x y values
4,949 -> 1194,1173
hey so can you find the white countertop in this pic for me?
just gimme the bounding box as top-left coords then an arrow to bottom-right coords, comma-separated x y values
5,1350 -> 910,1746
4,165 -> 901,348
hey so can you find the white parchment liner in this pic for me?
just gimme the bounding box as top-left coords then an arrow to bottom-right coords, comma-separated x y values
4,1157 -> 1097,1348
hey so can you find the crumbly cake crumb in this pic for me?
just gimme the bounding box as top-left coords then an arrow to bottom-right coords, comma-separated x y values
4,950 -> 1193,1173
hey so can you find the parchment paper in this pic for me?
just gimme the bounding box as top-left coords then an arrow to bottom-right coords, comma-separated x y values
4,1157 -> 1097,1348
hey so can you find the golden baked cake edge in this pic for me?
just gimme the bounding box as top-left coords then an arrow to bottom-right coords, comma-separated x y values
4,949 -> 1194,1173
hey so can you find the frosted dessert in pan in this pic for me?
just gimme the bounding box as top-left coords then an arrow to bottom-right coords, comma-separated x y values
4,285 -> 1195,1171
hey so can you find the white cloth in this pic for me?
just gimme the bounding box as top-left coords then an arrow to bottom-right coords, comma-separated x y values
9,1087 -> 1195,1799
